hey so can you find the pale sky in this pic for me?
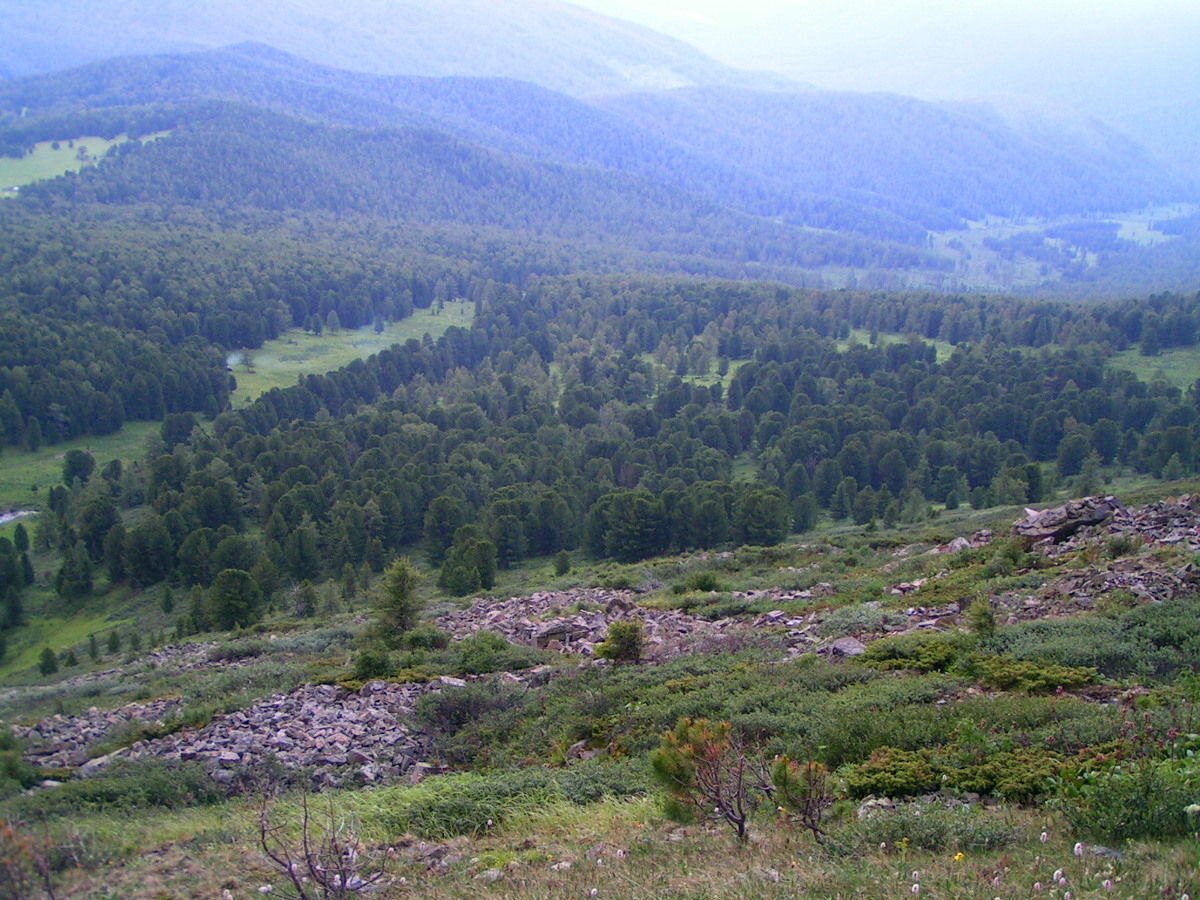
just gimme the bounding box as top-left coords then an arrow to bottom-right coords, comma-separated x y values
567,0 -> 1200,134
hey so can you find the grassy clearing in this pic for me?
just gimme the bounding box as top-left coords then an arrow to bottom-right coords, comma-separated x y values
0,304 -> 474,509
0,420 -> 159,512
0,591 -> 131,684
1110,343 -> 1200,391
228,300 -> 475,407
837,328 -> 955,363
0,133 -> 165,192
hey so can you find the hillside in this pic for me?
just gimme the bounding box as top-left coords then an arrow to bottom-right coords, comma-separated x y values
4,484 -> 1200,897
0,0 -> 796,95
596,86 -> 1194,222
1,44 -> 1198,297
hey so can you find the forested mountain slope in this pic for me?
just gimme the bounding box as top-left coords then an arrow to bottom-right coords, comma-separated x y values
0,0 -> 795,94
596,86 -> 1193,222
1,44 -> 1195,263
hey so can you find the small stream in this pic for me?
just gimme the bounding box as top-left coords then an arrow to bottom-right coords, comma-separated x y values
0,509 -> 35,527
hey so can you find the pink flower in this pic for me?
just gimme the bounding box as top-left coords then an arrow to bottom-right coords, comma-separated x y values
1039,831 -> 1048,842
1074,842 -> 1085,856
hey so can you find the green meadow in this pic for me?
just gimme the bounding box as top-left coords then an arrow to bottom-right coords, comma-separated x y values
1110,343 -> 1200,391
228,300 -> 475,407
0,421 -> 160,513
0,133 -> 165,191
0,302 -> 475,511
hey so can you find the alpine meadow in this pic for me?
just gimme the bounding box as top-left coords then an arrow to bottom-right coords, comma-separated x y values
0,2 -> 1198,899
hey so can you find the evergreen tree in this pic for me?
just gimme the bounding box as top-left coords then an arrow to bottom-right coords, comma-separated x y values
25,417 -> 43,452
208,568 -> 263,630
38,646 -> 58,676
375,556 -> 422,646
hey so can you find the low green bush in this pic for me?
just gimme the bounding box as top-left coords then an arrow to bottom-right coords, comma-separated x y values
844,747 -> 941,798
817,604 -> 907,637
862,632 -> 974,672
399,624 -> 451,651
0,729 -> 40,800
823,803 -> 1018,857
206,639 -> 269,662
5,759 -> 228,820
970,655 -> 1096,693
596,620 -> 646,662
1058,759 -> 1199,841
987,597 -> 1200,679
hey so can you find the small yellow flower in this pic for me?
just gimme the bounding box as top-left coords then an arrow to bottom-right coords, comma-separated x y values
954,852 -> 965,862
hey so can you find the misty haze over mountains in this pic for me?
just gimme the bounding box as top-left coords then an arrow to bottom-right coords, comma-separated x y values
1,0 -> 1198,296
572,0 -> 1200,179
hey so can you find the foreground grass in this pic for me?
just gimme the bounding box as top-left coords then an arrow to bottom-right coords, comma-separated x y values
37,789 -> 1198,899
229,300 -> 475,407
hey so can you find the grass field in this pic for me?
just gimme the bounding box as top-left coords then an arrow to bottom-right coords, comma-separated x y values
1110,343 -> 1200,391
0,421 -> 160,513
0,133 -> 166,192
228,300 -> 475,407
838,328 -> 956,363
0,606 -> 130,683
0,303 -> 475,510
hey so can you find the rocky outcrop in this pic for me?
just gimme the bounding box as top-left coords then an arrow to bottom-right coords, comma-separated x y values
1013,496 -> 1126,545
435,589 -> 762,659
11,697 -> 185,769
64,681 -> 445,788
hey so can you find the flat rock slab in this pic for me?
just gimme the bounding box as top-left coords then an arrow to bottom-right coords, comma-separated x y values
1013,496 -> 1125,544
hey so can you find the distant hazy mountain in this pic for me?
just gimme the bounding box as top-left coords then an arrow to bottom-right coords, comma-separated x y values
617,0 -> 1200,178
0,0 -> 796,95
2,44 -> 1190,242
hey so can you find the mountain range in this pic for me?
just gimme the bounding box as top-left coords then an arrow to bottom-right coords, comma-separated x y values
0,2 -> 1198,296
0,0 -> 796,95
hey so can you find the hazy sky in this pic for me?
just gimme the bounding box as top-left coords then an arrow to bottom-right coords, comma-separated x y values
569,0 -> 1200,108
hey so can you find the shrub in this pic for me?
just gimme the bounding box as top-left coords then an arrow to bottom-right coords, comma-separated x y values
6,759 -> 227,820
649,717 -> 760,840
1106,533 -> 1144,559
0,730 -> 40,800
685,572 -> 724,592
553,551 -> 571,576
952,748 -> 1065,801
1058,760 -> 1199,841
206,639 -> 269,662
451,631 -> 553,675
823,803 -> 1018,857
374,557 -> 422,647
971,655 -> 1096,693
817,604 -> 907,637
862,632 -> 972,672
844,747 -> 942,798
596,619 -> 645,663
966,599 -> 996,639
399,625 -> 451,651
352,648 -> 393,681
